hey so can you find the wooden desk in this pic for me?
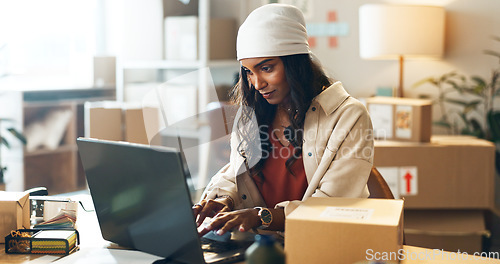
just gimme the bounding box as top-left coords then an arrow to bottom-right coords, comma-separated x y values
2,194 -> 499,263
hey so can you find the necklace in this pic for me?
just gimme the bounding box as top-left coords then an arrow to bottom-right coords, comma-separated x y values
271,107 -> 293,147
277,106 -> 291,128
278,104 -> 292,113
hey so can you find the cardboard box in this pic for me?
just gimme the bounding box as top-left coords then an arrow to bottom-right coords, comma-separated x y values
364,96 -> 432,142
86,102 -> 161,144
124,107 -> 160,144
0,192 -> 30,243
209,18 -> 237,60
285,197 -> 404,264
374,135 -> 495,209
404,210 -> 489,254
164,16 -> 236,60
87,102 -> 123,141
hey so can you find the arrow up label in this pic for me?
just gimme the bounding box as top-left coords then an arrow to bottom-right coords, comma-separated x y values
399,166 -> 418,196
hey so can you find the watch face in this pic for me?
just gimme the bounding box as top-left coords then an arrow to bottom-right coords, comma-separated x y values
261,209 -> 272,225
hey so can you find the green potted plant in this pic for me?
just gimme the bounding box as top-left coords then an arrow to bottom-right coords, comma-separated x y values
413,36 -> 500,171
0,118 -> 27,190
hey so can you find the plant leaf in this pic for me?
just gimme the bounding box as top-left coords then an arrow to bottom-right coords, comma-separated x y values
442,88 -> 456,94
469,119 -> 485,138
0,136 -> 10,149
484,50 -> 500,59
412,77 -> 436,88
440,71 -> 459,81
491,35 -> 500,42
444,98 -> 481,107
0,166 -> 5,182
469,99 -> 483,106
445,80 -> 460,89
487,111 -> 500,141
461,127 -> 472,135
433,120 -> 452,128
7,128 -> 27,145
474,84 -> 486,95
471,76 -> 487,86
458,113 -> 469,125
463,105 -> 476,114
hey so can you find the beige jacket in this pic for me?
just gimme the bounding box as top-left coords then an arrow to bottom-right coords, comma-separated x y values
201,82 -> 374,215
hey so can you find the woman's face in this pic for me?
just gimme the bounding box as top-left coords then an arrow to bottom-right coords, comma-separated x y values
240,57 -> 290,105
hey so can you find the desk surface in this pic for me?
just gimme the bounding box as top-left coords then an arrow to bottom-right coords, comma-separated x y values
2,194 -> 499,264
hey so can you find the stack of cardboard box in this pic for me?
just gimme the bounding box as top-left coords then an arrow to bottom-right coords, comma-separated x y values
85,102 -> 160,145
366,97 -> 495,253
374,136 -> 494,253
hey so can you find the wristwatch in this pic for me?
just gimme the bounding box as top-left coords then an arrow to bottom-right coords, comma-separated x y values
255,207 -> 272,229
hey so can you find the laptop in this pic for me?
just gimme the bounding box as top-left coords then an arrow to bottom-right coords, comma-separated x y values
76,138 -> 253,264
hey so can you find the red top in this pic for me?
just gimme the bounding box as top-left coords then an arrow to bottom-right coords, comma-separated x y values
252,130 -> 308,208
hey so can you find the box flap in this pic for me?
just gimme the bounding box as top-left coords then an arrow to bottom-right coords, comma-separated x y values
375,136 -> 495,148
19,192 -> 31,228
288,197 -> 404,227
17,192 -> 29,208
432,135 -> 496,147
0,191 -> 29,202
374,140 -> 433,147
404,210 -> 489,236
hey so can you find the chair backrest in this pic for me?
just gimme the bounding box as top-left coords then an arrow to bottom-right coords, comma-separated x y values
367,167 -> 395,199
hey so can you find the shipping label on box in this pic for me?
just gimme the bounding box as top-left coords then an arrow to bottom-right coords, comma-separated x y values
376,166 -> 418,199
0,192 -> 30,243
395,105 -> 412,139
369,104 -> 393,139
285,197 -> 404,264
374,136 -> 495,209
365,97 -> 432,142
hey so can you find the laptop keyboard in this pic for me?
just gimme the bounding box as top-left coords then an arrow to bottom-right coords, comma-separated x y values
200,237 -> 254,253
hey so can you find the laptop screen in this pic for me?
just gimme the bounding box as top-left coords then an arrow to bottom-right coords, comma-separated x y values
77,138 -> 205,263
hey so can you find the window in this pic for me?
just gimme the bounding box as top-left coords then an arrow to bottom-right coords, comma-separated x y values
0,0 -> 98,89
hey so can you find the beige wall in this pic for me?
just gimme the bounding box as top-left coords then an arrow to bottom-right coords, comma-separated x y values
245,0 -> 500,99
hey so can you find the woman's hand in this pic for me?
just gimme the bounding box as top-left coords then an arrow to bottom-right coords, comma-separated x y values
192,197 -> 233,228
198,208 -> 261,237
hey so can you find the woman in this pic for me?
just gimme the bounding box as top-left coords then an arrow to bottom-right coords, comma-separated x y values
193,3 -> 373,236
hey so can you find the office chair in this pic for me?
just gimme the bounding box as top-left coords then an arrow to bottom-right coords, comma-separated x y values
367,167 -> 405,244
367,167 -> 395,199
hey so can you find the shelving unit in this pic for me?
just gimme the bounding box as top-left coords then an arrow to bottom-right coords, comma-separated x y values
114,0 -> 246,198
0,88 -> 115,194
115,0 -> 245,111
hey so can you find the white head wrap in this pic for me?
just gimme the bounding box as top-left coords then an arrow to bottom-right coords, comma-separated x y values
237,4 -> 310,61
